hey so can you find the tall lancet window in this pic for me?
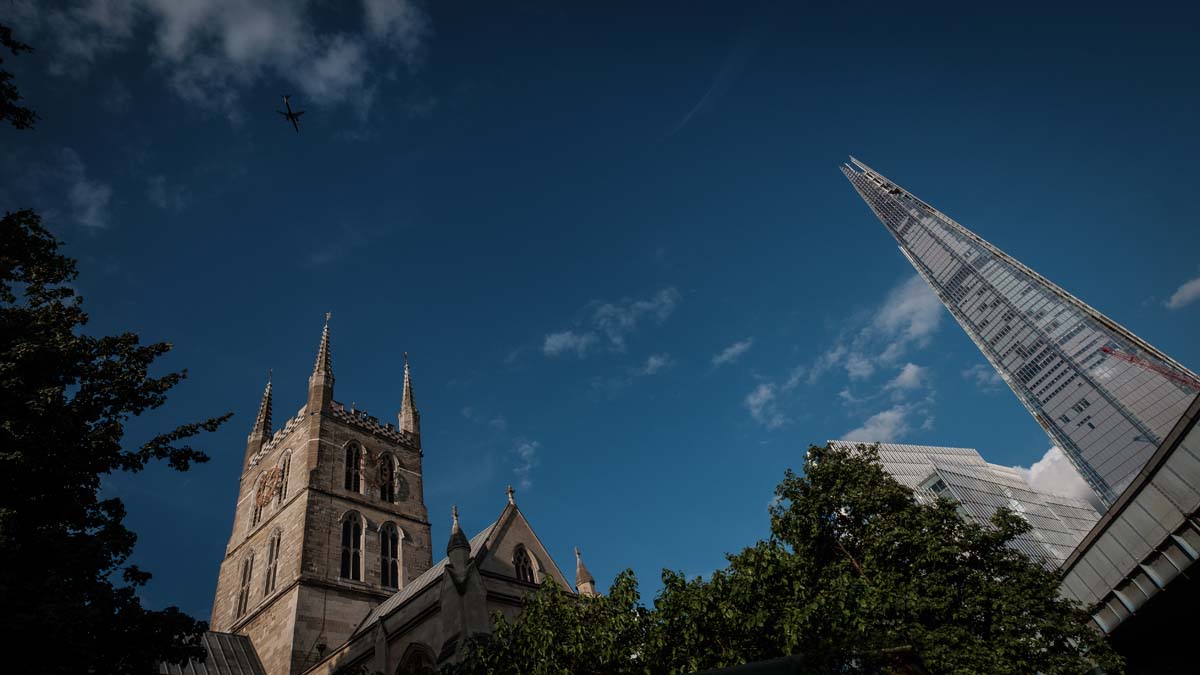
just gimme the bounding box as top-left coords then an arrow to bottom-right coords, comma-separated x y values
263,530 -> 281,594
344,443 -> 362,492
513,545 -> 535,583
277,451 -> 292,503
251,474 -> 265,526
379,455 -> 396,502
340,513 -> 362,581
236,553 -> 254,618
380,523 -> 401,588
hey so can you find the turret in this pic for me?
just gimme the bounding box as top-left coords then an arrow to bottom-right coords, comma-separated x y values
307,312 -> 334,413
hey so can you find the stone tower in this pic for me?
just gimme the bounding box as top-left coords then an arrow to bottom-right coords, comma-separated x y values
210,316 -> 433,675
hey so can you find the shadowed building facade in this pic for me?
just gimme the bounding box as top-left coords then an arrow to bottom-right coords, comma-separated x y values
196,317 -> 597,675
842,157 -> 1199,507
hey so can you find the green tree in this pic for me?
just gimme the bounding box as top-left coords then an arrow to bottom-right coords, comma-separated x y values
1,23 -> 38,130
449,443 -> 1121,674
1,27 -> 231,671
447,571 -> 648,675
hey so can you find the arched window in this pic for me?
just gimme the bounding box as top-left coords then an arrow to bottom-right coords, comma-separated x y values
513,545 -> 535,584
344,443 -> 362,492
379,454 -> 396,502
380,523 -> 401,588
236,553 -> 254,618
340,513 -> 363,581
277,451 -> 292,503
263,530 -> 281,594
397,644 -> 436,675
251,474 -> 266,526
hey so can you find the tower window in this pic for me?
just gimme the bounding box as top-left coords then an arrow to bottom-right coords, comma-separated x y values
340,513 -> 362,581
264,530 -> 281,594
513,545 -> 535,584
251,474 -> 265,527
380,524 -> 401,588
236,554 -> 254,618
379,455 -> 396,503
277,452 -> 291,503
344,443 -> 362,493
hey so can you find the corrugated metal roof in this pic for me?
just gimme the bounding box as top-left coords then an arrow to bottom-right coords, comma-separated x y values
353,520 -> 497,636
158,631 -> 267,675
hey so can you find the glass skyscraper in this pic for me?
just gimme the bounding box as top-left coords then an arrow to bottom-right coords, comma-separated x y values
841,157 -> 1199,507
828,441 -> 1100,568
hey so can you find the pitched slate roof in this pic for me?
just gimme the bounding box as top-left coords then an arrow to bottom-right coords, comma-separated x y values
158,631 -> 267,675
352,521 -> 497,637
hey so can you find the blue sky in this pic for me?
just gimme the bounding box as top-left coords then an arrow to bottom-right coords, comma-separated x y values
5,1 -> 1200,619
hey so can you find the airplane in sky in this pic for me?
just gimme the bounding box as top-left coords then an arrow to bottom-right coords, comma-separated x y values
277,95 -> 305,133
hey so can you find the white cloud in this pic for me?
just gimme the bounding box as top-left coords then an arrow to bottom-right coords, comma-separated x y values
639,353 -> 671,375
712,338 -> 753,366
808,275 -> 944,384
512,438 -> 540,490
16,0 -> 431,119
1166,276 -> 1200,310
542,331 -> 597,358
1014,446 -> 1103,510
592,287 -> 680,351
745,383 -> 786,429
872,275 -> 943,363
543,287 -> 680,358
61,148 -> 112,229
842,404 -> 913,442
885,363 -> 927,391
146,174 -> 188,211
962,363 -> 1004,390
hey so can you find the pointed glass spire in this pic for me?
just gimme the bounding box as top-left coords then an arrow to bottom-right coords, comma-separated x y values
842,157 -> 1199,507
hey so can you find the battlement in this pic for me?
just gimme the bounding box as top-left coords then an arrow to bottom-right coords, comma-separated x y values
248,401 -> 417,469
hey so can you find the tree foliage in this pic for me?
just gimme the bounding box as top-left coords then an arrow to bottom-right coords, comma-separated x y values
1,23 -> 38,130
450,444 -> 1121,674
1,34 -> 231,669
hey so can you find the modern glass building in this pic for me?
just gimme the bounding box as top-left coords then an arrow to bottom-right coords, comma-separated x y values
829,441 -> 1100,568
841,157 -> 1200,507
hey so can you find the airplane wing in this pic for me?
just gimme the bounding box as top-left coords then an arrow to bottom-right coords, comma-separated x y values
277,110 -> 288,118
294,111 -> 306,118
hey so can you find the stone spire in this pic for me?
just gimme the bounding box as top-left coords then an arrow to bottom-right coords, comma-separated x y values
307,312 -> 334,413
575,548 -> 597,597
447,505 -> 471,578
245,371 -> 273,467
397,351 -> 421,438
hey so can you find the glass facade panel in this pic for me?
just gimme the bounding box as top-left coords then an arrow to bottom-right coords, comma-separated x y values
842,158 -> 1199,506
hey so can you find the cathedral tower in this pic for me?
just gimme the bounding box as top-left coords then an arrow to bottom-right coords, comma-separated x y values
211,316 -> 433,675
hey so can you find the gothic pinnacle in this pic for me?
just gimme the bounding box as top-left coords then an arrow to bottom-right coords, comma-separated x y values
313,312 -> 333,379
575,547 -> 597,596
251,370 -> 273,438
447,504 -> 470,555
398,351 -> 420,436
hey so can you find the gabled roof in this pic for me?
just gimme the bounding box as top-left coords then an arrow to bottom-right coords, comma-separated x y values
353,521 -> 497,636
158,632 -> 267,675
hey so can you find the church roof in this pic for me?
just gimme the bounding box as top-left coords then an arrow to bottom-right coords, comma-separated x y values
353,520 -> 498,636
158,631 -> 267,675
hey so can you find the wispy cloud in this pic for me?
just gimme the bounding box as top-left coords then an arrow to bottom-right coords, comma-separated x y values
61,148 -> 112,229
745,383 -> 786,429
809,275 -> 943,384
962,363 -> 1004,390
543,331 -> 597,358
1166,276 -> 1200,310
1014,446 -> 1104,510
146,174 -> 189,211
14,0 -> 431,121
638,353 -> 672,375
885,363 -> 927,391
712,338 -> 753,367
842,404 -> 917,442
665,22 -> 758,138
542,287 -> 680,358
512,438 -> 540,490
